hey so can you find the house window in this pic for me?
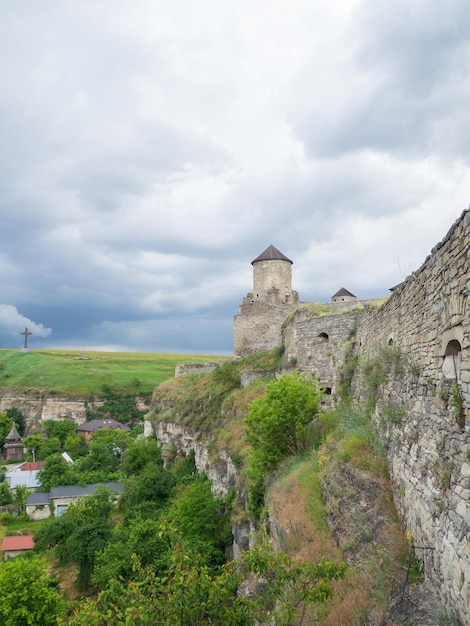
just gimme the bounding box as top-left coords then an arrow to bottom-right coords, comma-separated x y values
442,339 -> 462,380
57,505 -> 68,517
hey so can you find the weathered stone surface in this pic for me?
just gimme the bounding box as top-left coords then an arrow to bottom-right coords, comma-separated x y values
236,209 -> 470,623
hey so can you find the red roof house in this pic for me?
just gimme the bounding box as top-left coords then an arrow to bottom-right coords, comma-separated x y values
0,535 -> 35,559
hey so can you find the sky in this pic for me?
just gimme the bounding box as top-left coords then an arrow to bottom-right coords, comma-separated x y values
1,0 -> 470,355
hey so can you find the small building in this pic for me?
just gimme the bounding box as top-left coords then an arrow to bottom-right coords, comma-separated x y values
331,287 -> 357,304
5,461 -> 44,491
0,535 -> 34,560
76,419 -> 131,443
26,482 -> 123,520
2,425 -> 24,461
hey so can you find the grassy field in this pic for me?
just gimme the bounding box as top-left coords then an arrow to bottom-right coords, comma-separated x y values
0,349 -> 227,397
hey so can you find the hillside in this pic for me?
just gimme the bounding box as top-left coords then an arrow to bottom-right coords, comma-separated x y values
0,349 -> 225,397
0,348 -> 453,624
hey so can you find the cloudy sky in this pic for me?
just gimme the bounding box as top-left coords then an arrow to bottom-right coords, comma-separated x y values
1,0 -> 469,354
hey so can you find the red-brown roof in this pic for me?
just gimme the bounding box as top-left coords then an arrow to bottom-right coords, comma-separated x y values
1,535 -> 35,551
19,461 -> 44,471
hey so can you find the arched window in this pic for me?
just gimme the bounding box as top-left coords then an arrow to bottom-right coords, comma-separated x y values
442,339 -> 462,380
319,332 -> 329,341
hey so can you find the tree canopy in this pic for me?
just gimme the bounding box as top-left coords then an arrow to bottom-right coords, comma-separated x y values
0,556 -> 63,625
244,373 -> 323,478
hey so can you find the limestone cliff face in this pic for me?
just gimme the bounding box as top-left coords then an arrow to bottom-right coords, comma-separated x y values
0,392 -> 148,430
0,392 -> 101,427
146,418 -> 254,558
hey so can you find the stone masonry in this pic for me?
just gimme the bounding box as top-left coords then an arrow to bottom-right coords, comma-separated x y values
237,210 -> 470,623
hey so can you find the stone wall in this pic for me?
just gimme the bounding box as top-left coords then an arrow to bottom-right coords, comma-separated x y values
276,209 -> 470,622
175,363 -> 219,377
351,210 -> 470,623
283,309 -> 358,390
234,299 -> 290,356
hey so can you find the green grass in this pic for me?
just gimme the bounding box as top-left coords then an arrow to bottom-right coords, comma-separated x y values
0,350 -> 226,397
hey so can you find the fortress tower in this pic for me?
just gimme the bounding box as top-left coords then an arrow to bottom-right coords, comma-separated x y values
233,245 -> 299,356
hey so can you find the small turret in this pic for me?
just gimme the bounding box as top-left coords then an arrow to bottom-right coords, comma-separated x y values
332,287 -> 357,304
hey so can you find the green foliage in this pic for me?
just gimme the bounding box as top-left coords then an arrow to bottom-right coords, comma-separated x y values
166,476 -> 232,568
43,418 -> 77,445
80,428 -> 132,473
121,437 -> 162,476
243,535 -> 346,623
451,380 -> 465,429
0,480 -> 12,505
88,385 -> 146,424
121,463 -> 176,518
244,373 -> 323,479
0,555 -> 63,625
0,412 -> 13,449
22,434 -> 45,460
63,524 -> 344,626
212,360 -> 242,393
92,517 -> 174,590
12,484 -> 29,515
5,407 -> 26,435
34,486 -> 116,590
38,453 -> 77,491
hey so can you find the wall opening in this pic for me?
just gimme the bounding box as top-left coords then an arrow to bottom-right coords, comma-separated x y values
319,332 -> 329,341
442,339 -> 462,380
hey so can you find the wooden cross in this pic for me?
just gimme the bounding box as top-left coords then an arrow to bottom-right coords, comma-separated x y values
21,327 -> 32,349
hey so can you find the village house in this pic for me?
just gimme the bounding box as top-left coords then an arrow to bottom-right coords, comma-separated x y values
76,418 -> 131,443
25,481 -> 123,520
0,535 -> 34,560
5,461 -> 44,491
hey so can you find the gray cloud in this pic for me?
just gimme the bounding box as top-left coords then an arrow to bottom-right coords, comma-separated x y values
0,1 -> 468,354
0,306 -> 51,343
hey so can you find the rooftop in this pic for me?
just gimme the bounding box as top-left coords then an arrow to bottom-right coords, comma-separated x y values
252,245 -> 293,265
76,419 -> 131,433
1,535 -> 35,551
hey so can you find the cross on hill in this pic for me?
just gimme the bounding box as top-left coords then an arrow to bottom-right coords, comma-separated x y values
21,327 -> 32,349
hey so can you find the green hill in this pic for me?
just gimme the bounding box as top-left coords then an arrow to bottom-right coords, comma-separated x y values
0,349 -> 226,397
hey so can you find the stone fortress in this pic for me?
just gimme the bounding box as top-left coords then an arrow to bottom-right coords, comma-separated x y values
234,210 -> 470,624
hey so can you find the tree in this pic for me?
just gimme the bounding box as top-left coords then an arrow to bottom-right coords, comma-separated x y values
79,428 -> 132,473
121,463 -> 176,518
34,486 -> 116,590
22,434 -> 44,461
244,373 -> 323,479
165,475 -> 232,568
0,481 -> 12,506
43,418 -> 77,446
62,525 -> 345,626
0,555 -> 63,625
0,412 -> 13,449
5,408 -> 26,436
92,517 -> 174,590
121,436 -> 162,476
38,453 -> 77,492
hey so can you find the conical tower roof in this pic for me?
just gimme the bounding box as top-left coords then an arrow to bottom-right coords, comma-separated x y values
251,245 -> 293,265
5,424 -> 21,442
332,287 -> 356,298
